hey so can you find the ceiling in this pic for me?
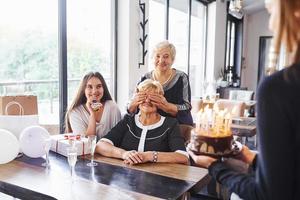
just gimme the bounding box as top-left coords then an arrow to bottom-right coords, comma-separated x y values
243,0 -> 265,14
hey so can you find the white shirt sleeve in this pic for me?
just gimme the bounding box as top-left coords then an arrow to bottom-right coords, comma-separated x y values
68,108 -> 88,135
110,101 -> 122,128
96,101 -> 122,138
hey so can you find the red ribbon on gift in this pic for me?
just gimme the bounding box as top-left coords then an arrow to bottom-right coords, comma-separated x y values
64,134 -> 81,140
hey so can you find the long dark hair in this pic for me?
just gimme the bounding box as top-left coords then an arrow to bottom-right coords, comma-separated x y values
65,72 -> 112,132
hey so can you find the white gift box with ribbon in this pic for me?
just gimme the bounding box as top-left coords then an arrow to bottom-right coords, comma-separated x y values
50,134 -> 91,157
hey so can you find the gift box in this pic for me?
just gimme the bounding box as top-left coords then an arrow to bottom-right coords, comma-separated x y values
50,134 -> 91,157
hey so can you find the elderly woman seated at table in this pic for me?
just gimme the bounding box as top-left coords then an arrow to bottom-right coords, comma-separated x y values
95,79 -> 189,165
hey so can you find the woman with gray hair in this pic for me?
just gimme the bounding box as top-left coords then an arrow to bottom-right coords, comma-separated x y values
96,79 -> 189,165
127,41 -> 193,125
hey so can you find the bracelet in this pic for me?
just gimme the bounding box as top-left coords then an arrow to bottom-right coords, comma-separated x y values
152,151 -> 158,163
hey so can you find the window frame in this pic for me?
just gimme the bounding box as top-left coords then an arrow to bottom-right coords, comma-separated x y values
152,0 -> 212,97
224,8 -> 243,82
58,0 -> 116,133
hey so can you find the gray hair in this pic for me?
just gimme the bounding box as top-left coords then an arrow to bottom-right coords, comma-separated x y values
151,40 -> 176,61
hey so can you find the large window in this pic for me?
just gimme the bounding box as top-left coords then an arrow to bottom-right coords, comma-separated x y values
0,0 -> 114,126
67,0 -> 113,104
168,0 -> 189,73
148,0 -> 165,70
0,0 -> 59,124
189,1 -> 206,97
225,13 -> 243,84
148,0 -> 207,97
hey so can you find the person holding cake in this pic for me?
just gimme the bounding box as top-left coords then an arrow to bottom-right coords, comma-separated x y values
127,41 -> 193,126
95,79 -> 189,165
188,0 -> 300,200
65,72 -> 121,139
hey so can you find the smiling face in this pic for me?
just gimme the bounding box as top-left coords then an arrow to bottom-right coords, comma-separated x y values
153,48 -> 174,72
84,77 -> 104,103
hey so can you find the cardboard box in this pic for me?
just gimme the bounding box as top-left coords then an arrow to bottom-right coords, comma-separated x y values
0,95 -> 38,115
50,134 -> 91,157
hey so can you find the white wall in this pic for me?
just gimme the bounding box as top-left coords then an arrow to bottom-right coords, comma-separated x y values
206,1 -> 227,82
242,9 -> 272,92
117,0 -> 148,112
213,0 -> 227,80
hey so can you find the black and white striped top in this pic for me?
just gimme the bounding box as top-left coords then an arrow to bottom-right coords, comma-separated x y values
101,114 -> 188,157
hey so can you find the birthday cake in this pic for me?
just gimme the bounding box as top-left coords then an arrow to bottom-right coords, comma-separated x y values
188,106 -> 234,156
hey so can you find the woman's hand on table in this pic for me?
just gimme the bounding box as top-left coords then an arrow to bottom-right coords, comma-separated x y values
122,150 -> 144,165
188,150 -> 217,168
122,151 -> 153,165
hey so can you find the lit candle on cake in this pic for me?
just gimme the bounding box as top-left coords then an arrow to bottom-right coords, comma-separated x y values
189,103 -> 234,156
225,113 -> 231,134
231,106 -> 238,118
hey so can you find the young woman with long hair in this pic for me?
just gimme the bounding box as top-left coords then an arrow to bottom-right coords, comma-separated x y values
65,72 -> 121,139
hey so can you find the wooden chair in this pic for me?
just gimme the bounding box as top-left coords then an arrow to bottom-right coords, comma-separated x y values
229,90 -> 254,101
191,98 -> 204,114
229,90 -> 256,117
178,124 -> 194,146
214,99 -> 246,118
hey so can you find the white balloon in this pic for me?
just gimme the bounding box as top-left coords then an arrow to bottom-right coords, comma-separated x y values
19,126 -> 50,158
0,129 -> 19,164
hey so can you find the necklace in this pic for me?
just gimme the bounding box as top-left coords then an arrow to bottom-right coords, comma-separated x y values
152,69 -> 173,85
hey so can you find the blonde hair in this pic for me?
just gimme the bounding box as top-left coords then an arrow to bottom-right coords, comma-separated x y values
151,40 -> 176,61
137,79 -> 164,95
272,0 -> 300,66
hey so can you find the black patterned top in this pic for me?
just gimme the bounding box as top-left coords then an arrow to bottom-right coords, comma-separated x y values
138,69 -> 193,125
101,114 -> 188,157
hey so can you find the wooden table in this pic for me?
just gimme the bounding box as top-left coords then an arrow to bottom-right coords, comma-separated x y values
0,152 -> 209,200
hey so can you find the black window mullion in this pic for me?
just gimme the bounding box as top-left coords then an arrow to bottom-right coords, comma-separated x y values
234,20 -> 243,77
58,0 -> 68,134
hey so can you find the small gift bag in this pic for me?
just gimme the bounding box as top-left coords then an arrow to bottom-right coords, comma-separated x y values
50,134 -> 91,157
0,96 -> 39,139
